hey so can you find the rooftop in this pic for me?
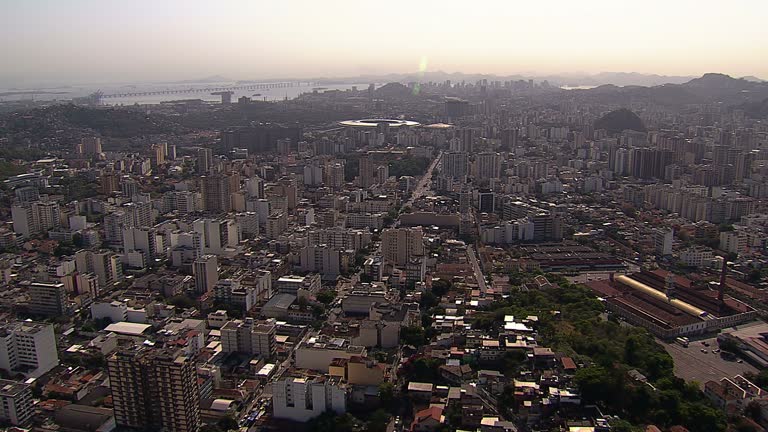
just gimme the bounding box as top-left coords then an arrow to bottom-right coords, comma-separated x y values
339,118 -> 420,128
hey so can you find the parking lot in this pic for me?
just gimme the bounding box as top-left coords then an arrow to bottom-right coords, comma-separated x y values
662,335 -> 759,388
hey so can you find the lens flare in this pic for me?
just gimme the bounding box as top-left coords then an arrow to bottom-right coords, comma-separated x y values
413,56 -> 428,95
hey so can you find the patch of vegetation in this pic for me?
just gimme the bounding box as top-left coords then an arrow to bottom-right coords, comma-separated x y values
388,156 -> 430,177
594,108 -> 646,134
0,161 -> 26,179
475,275 -> 727,432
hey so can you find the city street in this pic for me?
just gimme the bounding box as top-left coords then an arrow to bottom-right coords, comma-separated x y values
467,246 -> 488,293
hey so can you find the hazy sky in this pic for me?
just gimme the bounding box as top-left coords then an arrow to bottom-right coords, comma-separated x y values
2,0 -> 767,86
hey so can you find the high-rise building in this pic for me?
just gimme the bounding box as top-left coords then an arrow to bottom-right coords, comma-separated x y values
456,128 -> 474,153
35,201 -> 61,232
163,191 -> 199,214
193,218 -> 239,254
108,347 -> 201,432
299,245 -> 351,279
27,281 -> 68,317
381,227 -> 424,267
10,204 -> 35,238
245,176 -> 264,198
201,174 -> 232,213
76,273 -> 100,298
266,212 -> 287,239
628,148 -> 673,179
445,97 -> 470,119
272,375 -> 347,422
654,228 -> 674,256
11,201 -> 61,238
100,172 -> 120,194
303,163 -> 324,186
735,150 -> 758,182
0,321 -> 59,378
375,164 -> 389,185
613,148 -> 630,176
478,189 -> 496,213
500,128 -> 519,149
358,155 -> 375,188
121,176 -> 140,198
80,137 -> 102,155
277,138 -> 292,155
234,212 -> 259,238
152,143 -> 166,166
476,152 -> 501,179
193,254 -> 218,295
220,318 -> 276,357
0,379 -> 33,426
103,211 -> 127,244
221,125 -> 302,153
123,200 -> 154,228
325,162 -> 345,190
122,227 -> 158,268
306,228 -> 372,252
169,231 -> 203,268
75,250 -> 123,292
442,152 -> 469,179
13,186 -> 39,203
197,147 -> 214,174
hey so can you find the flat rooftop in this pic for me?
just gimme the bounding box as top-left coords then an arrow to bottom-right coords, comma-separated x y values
105,322 -> 152,336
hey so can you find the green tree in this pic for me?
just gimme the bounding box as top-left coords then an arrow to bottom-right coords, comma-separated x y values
366,409 -> 390,432
610,419 -> 640,432
317,289 -> 337,305
400,326 -> 426,347
419,291 -> 438,309
217,415 -> 238,431
378,382 -> 395,410
431,279 -> 452,296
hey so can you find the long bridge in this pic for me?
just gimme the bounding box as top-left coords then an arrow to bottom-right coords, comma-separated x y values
98,81 -> 318,99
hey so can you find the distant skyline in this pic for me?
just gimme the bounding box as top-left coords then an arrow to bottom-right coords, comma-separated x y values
2,0 -> 767,86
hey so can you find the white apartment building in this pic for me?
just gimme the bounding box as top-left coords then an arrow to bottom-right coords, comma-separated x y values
655,228 -> 674,256
272,376 -> 347,422
306,228 -> 371,252
91,301 -> 128,323
193,254 -> 218,294
0,379 -> 33,426
11,201 -> 62,238
276,274 -> 321,299
193,218 -> 239,254
344,213 -> 384,230
680,247 -> 715,268
720,231 -> 747,254
0,322 -> 59,378
299,245 -> 351,280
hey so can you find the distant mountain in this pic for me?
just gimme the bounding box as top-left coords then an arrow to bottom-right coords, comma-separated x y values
741,76 -> 765,83
167,75 -> 232,84
594,109 -> 646,134
739,97 -> 768,119
321,70 -> 696,87
374,82 -> 417,98
565,72 -> 695,87
572,73 -> 768,109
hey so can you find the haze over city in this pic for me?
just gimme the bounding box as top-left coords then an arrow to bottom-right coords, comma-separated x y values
2,0 -> 768,85
3,2 -> 768,432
